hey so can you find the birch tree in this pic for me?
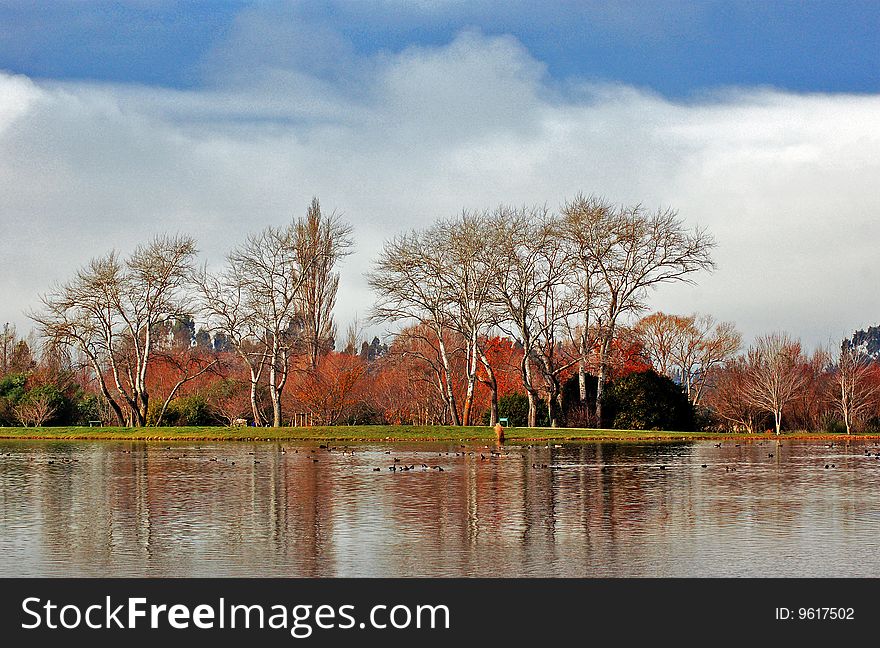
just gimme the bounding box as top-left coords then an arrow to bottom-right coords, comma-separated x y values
200,221 -> 324,427
437,211 -> 499,425
832,346 -> 880,434
195,264 -> 268,425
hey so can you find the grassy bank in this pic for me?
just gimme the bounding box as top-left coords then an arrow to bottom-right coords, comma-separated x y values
0,425 -> 878,442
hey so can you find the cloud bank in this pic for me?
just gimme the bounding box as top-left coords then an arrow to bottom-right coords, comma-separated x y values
1,30 -> 878,349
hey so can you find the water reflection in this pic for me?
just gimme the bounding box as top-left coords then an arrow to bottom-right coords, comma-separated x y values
1,439 -> 879,577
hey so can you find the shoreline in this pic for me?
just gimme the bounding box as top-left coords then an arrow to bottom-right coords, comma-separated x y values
0,426 -> 878,443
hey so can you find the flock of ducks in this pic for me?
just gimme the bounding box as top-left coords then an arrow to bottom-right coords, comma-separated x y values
11,440 -> 880,475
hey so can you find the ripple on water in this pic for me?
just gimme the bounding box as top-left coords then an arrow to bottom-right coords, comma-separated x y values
0,439 -> 879,576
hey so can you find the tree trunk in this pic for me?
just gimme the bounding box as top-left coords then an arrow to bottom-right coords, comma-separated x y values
249,378 -> 261,426
526,389 -> 539,428
546,374 -> 562,427
595,361 -> 607,426
520,346 -> 541,427
578,357 -> 587,402
578,326 -> 590,402
89,356 -> 125,426
774,410 -> 782,435
308,331 -> 321,371
269,359 -> 281,428
462,376 -> 475,426
594,331 -> 613,427
461,333 -> 479,426
477,348 -> 499,426
436,333 -> 461,426
138,392 -> 148,427
272,394 -> 282,428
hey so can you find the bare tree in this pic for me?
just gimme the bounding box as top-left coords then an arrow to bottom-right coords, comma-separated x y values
703,358 -> 763,433
560,195 -> 715,424
789,346 -> 831,432
436,211 -> 500,425
832,346 -> 880,434
687,318 -> 741,405
206,378 -> 254,426
368,228 -> 463,425
489,206 -> 581,427
15,391 -> 56,427
341,316 -> 363,356
149,346 -> 222,426
199,219 -> 328,428
558,203 -> 606,407
633,311 -> 688,377
294,198 -> 354,369
32,235 -> 197,426
642,312 -> 741,405
741,332 -> 808,435
195,265 -> 269,425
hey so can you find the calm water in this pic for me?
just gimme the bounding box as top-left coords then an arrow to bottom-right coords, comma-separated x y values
1,439 -> 879,577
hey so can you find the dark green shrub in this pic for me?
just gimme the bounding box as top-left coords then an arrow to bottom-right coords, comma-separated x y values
483,392 -> 549,427
561,372 -> 598,427
148,395 -> 215,426
71,392 -> 103,425
342,402 -> 384,425
0,372 -> 27,401
603,369 -> 694,431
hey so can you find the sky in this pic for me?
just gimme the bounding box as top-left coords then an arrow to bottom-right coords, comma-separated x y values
1,0 -> 879,350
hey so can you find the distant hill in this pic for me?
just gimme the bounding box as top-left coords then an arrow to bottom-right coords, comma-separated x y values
843,325 -> 880,359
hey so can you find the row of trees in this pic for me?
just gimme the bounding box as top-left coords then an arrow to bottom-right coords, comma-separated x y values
9,306 -> 880,434
632,315 -> 880,436
368,196 -> 715,427
32,198 -> 352,427
15,192 -> 880,433
703,333 -> 880,435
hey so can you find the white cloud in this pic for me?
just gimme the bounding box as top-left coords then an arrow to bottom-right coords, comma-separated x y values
1,30 -> 879,350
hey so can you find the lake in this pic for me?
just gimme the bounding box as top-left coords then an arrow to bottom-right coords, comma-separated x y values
1,439 -> 879,577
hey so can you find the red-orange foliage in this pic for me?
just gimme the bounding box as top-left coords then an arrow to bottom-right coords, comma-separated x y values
285,352 -> 370,425
475,336 -> 523,405
608,338 -> 652,378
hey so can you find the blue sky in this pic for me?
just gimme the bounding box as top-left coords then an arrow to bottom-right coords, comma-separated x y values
1,1 -> 878,95
2,1 -> 880,347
